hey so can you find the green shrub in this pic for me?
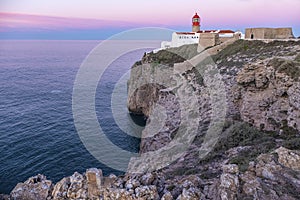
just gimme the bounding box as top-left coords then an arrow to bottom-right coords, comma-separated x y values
283,138 -> 300,150
229,141 -> 276,172
198,121 -> 278,171
214,122 -> 268,151
272,60 -> 300,80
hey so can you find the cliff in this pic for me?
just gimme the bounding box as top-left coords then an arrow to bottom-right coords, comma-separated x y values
3,40 -> 300,200
126,39 -> 300,199
128,40 -> 300,152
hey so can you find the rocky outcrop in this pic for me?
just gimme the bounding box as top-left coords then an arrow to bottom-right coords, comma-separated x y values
6,147 -> 300,199
0,194 -> 9,200
10,174 -> 52,200
127,83 -> 164,117
9,171 -> 163,200
203,147 -> 300,200
238,147 -> 300,200
234,58 -> 300,132
219,164 -> 239,200
51,172 -> 87,199
275,147 -> 300,170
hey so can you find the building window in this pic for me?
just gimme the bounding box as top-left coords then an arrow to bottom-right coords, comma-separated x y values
251,34 -> 254,39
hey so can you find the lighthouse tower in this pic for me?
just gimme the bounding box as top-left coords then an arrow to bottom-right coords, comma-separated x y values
192,13 -> 201,32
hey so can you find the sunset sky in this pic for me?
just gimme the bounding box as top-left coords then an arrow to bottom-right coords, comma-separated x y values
0,0 -> 299,39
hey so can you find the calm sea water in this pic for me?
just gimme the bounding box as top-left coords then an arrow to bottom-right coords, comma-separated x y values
0,40 -> 160,194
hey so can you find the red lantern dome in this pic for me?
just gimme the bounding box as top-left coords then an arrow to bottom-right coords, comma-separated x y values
192,13 -> 200,26
193,13 -> 200,19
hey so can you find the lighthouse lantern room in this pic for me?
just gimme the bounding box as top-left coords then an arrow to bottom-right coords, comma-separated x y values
192,13 -> 201,32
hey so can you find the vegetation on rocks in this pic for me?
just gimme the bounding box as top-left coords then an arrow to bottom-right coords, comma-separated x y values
133,44 -> 200,68
213,122 -> 276,171
268,58 -> 300,80
213,40 -> 300,67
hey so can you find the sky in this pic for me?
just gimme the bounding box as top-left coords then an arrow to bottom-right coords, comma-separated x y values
0,0 -> 299,39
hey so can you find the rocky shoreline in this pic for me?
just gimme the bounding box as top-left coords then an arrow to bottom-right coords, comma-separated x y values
2,40 -> 300,199
2,147 -> 300,200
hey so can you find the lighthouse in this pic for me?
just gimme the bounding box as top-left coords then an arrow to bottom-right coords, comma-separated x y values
192,13 -> 201,32
159,12 -> 240,51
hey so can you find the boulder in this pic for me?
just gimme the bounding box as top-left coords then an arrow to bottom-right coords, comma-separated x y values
86,168 -> 102,199
10,174 -> 52,200
219,164 -> 239,200
275,147 -> 300,171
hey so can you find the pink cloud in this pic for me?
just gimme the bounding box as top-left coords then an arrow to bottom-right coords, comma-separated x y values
0,12 -> 146,32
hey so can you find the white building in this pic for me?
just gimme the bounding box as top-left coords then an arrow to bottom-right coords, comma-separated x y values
155,12 -> 243,52
161,32 -> 201,48
160,13 -> 201,49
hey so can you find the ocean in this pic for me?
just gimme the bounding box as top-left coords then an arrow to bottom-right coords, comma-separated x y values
0,40 -> 160,194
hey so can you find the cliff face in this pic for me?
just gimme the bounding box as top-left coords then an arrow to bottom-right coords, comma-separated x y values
128,40 -> 300,153
235,58 -> 300,132
4,40 -> 300,200
125,40 -> 300,199
216,40 -> 300,134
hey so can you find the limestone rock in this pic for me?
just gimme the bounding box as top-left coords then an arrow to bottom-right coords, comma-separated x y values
127,83 -> 164,117
236,64 -> 272,88
238,148 -> 300,200
176,181 -> 203,200
103,174 -> 117,188
235,59 -> 300,132
67,172 -> 87,199
275,147 -> 300,171
134,185 -> 159,200
126,179 -> 140,190
287,82 -> 300,130
140,173 -> 155,185
0,194 -> 9,200
219,164 -> 239,200
255,153 -> 282,181
10,174 -> 53,200
239,171 -> 261,197
51,172 -> 87,200
161,191 -> 173,200
86,168 -> 102,199
222,164 -> 239,175
51,177 -> 70,199
103,188 -> 133,200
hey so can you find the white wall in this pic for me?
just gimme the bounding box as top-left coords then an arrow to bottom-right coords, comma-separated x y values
219,33 -> 234,38
170,32 -> 200,47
